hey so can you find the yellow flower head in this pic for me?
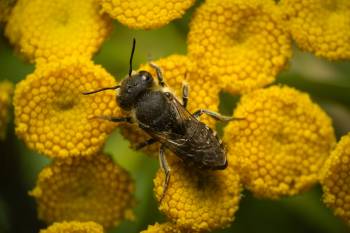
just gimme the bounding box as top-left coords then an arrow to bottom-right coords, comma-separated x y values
280,0 -> 350,60
0,0 -> 16,22
98,0 -> 195,29
30,154 -> 135,229
120,55 -> 220,155
14,57 -> 120,158
141,222 -> 181,233
188,0 -> 292,94
40,221 -> 104,233
224,85 -> 336,199
0,80 -> 14,140
321,133 -> 350,225
5,0 -> 112,63
154,155 -> 241,232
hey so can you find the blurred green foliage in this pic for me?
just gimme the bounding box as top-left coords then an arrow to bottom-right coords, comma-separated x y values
1,7 -> 350,233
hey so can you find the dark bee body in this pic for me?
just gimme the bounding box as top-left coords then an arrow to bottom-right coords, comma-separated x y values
83,39 -> 237,201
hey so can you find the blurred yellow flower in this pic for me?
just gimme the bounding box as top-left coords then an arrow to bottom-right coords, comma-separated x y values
121,55 -> 220,155
141,222 -> 181,233
154,155 -> 241,232
0,0 -> 15,22
0,80 -> 13,140
188,0 -> 292,94
98,0 -> 195,29
40,221 -> 104,233
280,0 -> 350,60
14,57 -> 120,158
321,133 -> 350,225
30,154 -> 135,229
224,85 -> 336,199
5,0 -> 112,63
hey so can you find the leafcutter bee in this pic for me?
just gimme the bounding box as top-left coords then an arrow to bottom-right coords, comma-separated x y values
83,39 -> 240,201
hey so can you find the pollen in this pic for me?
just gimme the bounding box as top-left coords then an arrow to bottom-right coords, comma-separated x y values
13,57 -> 121,158
188,0 -> 292,94
120,55 -> 221,155
141,222 -> 181,233
223,85 -> 336,199
0,81 -> 14,140
321,133 -> 350,225
30,154 -> 135,229
98,0 -> 195,29
153,155 -> 241,232
5,0 -> 112,63
40,221 -> 104,233
280,0 -> 350,60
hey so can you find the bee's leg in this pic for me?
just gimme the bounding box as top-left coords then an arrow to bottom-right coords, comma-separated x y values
159,145 -> 171,203
192,109 -> 244,122
150,62 -> 166,87
88,116 -> 133,123
182,81 -> 189,108
135,138 -> 157,150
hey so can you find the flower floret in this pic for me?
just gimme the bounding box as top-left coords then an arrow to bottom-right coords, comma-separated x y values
40,221 -> 104,233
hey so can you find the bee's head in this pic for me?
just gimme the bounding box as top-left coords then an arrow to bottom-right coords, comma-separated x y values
116,70 -> 154,110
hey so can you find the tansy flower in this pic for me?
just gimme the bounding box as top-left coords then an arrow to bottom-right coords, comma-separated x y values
141,222 -> 182,233
321,133 -> 350,225
224,85 -> 335,199
280,0 -> 350,60
188,0 -> 292,94
98,0 -> 195,30
153,155 -> 241,232
40,221 -> 104,233
120,55 -> 220,155
14,57 -> 120,158
5,0 -> 112,63
0,80 -> 13,140
0,0 -> 16,22
30,154 -> 135,229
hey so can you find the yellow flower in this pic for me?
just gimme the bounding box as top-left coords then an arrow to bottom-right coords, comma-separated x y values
14,57 -> 120,158
5,0 -> 112,63
30,154 -> 135,229
141,222 -> 181,233
321,133 -> 350,225
153,155 -> 241,232
120,55 -> 220,155
40,221 -> 104,233
0,81 -> 14,140
188,0 -> 292,94
280,0 -> 350,60
98,0 -> 195,29
0,0 -> 16,22
223,85 -> 336,199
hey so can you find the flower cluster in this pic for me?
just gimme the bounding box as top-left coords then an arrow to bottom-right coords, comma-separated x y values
321,133 -> 350,225
40,221 -> 104,233
224,86 -> 335,198
141,222 -> 181,233
30,154 -> 134,229
0,80 -> 13,140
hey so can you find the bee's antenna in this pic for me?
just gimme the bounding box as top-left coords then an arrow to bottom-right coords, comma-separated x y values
129,38 -> 136,77
82,85 -> 120,95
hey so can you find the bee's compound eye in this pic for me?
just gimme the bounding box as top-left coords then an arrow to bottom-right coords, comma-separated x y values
142,75 -> 150,81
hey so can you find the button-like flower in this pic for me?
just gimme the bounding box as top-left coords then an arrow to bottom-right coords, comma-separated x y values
14,57 -> 120,158
0,80 -> 13,140
120,55 -> 220,154
153,155 -> 241,232
98,0 -> 195,29
5,0 -> 112,63
321,133 -> 350,225
188,0 -> 292,94
280,0 -> 350,60
224,85 -> 336,199
141,222 -> 181,233
40,221 -> 104,233
30,154 -> 134,229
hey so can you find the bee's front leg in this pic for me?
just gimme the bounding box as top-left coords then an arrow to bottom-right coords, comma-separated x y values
159,145 -> 171,203
88,116 -> 133,123
150,62 -> 166,87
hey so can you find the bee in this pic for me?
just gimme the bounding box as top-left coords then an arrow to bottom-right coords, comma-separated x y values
83,39 -> 240,201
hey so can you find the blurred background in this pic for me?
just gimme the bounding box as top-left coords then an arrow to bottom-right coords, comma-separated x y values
1,3 -> 350,233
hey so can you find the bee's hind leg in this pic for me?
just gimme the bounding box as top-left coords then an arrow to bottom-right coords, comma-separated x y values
192,109 -> 244,122
135,138 -> 157,150
159,145 -> 171,203
150,62 -> 166,87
